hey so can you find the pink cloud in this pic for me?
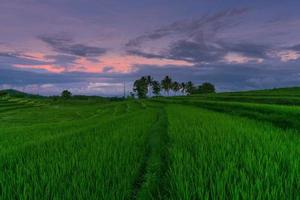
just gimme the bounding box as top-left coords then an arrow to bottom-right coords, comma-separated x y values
14,52 -> 194,73
14,64 -> 64,73
223,53 -> 264,64
277,50 -> 300,62
97,54 -> 194,73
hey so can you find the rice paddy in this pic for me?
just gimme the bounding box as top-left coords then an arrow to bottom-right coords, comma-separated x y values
1,88 -> 300,199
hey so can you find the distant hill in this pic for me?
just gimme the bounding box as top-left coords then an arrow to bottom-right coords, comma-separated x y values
0,89 -> 28,97
0,89 -> 43,98
0,89 -> 123,101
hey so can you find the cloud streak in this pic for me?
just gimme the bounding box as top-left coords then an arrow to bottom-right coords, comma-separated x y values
126,8 -> 250,48
0,51 -> 51,66
38,34 -> 107,57
125,8 -> 273,65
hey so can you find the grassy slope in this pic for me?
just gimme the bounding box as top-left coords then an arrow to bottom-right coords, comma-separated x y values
1,87 -> 300,198
157,98 -> 300,131
180,87 -> 300,106
158,87 -> 300,130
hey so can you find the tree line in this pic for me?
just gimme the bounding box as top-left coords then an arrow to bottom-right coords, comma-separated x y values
133,75 -> 215,98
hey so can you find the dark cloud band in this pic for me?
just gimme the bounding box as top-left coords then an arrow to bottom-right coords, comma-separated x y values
38,34 -> 107,57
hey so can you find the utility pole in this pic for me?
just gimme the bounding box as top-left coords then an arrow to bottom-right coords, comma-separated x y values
37,85 -> 40,96
123,81 -> 126,99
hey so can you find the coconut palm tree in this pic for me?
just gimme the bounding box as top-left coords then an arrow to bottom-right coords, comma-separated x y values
161,76 -> 172,96
180,82 -> 186,95
172,81 -> 180,95
145,75 -> 154,96
186,81 -> 195,95
151,80 -> 161,96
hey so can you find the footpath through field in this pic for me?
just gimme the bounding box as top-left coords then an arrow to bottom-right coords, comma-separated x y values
131,103 -> 169,199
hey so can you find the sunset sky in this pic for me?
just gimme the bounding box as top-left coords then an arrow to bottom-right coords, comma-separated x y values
1,0 -> 300,96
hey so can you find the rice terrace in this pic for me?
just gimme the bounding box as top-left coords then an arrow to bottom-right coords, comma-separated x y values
1,85 -> 300,199
2,0 -> 300,199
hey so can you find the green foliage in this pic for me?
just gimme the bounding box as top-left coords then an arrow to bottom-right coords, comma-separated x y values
132,75 -> 199,97
185,81 -> 196,95
197,82 -> 215,94
161,76 -> 172,96
180,82 -> 186,94
151,80 -> 161,96
172,81 -> 181,94
146,75 -> 154,86
61,90 -> 72,99
133,76 -> 148,98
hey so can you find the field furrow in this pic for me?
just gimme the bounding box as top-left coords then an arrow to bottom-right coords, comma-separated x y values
131,105 -> 169,199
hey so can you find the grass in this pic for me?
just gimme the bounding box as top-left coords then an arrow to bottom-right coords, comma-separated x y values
180,95 -> 300,106
166,104 -> 300,199
174,87 -> 300,106
157,98 -> 300,130
215,86 -> 300,97
0,100 -> 158,199
132,103 -> 169,199
1,87 -> 300,199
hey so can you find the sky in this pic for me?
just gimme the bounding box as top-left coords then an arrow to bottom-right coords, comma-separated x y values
1,0 -> 300,96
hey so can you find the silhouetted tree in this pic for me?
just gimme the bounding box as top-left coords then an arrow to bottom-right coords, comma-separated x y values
146,75 -> 154,96
161,76 -> 172,96
185,81 -> 195,95
129,92 -> 135,98
172,81 -> 180,95
181,82 -> 186,95
132,75 -> 213,97
146,75 -> 153,85
151,80 -> 161,96
61,90 -> 72,99
133,76 -> 148,98
198,82 -> 216,94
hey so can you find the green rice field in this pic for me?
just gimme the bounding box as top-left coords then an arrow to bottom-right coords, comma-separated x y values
1,87 -> 300,199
